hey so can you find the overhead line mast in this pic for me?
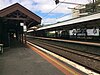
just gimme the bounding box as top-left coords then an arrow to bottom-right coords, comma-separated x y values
92,0 -> 96,12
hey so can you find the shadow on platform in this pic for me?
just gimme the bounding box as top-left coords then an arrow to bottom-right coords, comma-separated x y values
0,39 -> 64,75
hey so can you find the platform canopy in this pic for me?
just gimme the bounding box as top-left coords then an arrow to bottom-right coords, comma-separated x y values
0,3 -> 42,46
0,3 -> 42,28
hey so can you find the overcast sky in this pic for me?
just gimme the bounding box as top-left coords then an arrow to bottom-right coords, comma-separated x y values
0,0 -> 92,25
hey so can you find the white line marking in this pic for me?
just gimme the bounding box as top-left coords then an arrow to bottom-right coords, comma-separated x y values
27,41 -> 100,75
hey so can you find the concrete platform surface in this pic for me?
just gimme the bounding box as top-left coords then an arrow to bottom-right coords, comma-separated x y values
0,40 -> 64,75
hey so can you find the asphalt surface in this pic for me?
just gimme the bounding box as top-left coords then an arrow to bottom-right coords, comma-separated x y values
0,40 -> 64,75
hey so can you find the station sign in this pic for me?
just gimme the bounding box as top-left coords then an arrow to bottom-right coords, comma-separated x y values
87,29 -> 99,36
69,28 -> 99,36
69,29 -> 77,35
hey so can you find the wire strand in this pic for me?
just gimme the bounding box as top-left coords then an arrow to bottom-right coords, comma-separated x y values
56,13 -> 71,19
43,0 -> 66,18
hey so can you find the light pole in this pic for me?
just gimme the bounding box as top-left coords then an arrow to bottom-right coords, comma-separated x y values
92,0 -> 96,13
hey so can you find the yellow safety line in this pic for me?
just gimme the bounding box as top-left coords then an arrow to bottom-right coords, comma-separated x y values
40,50 -> 78,75
27,41 -> 81,75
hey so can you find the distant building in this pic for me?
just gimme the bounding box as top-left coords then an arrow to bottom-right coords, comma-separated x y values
80,0 -> 100,14
72,5 -> 86,18
72,0 -> 100,18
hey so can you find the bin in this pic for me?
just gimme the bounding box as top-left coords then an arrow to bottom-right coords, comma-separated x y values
0,44 -> 3,53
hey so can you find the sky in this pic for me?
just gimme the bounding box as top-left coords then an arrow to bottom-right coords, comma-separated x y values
0,0 -> 92,25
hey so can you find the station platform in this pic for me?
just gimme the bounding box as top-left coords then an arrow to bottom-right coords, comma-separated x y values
0,40 -> 65,75
0,39 -> 87,75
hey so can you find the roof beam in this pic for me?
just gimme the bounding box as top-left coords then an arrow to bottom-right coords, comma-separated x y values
5,17 -> 28,20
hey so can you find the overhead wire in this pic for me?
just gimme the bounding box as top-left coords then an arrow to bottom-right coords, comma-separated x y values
43,0 -> 88,23
43,0 -> 91,19
56,0 -> 73,20
43,0 -> 66,18
56,0 -> 90,20
56,12 -> 71,19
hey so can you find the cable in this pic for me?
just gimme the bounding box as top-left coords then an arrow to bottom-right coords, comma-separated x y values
56,0 -> 90,20
56,13 -> 71,19
43,0 -> 66,18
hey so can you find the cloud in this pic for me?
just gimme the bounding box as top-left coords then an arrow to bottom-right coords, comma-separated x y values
42,13 -> 72,25
0,0 -> 90,25
42,18 -> 57,25
57,14 -> 72,22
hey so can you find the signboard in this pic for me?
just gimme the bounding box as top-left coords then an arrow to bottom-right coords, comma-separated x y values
69,29 -> 77,35
87,29 -> 99,36
69,28 -> 99,36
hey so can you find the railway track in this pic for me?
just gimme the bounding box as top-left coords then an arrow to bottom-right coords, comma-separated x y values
27,38 -> 100,73
36,38 -> 100,55
34,37 -> 100,56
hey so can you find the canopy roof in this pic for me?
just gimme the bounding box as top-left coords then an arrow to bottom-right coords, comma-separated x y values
37,13 -> 100,30
0,3 -> 42,28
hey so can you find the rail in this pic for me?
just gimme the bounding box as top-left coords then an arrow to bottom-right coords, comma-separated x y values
34,37 -> 100,47
27,38 -> 100,73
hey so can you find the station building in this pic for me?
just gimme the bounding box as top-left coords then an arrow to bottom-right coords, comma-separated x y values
0,3 -> 42,46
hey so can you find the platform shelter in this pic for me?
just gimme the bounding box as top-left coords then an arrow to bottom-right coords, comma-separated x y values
0,3 -> 41,46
